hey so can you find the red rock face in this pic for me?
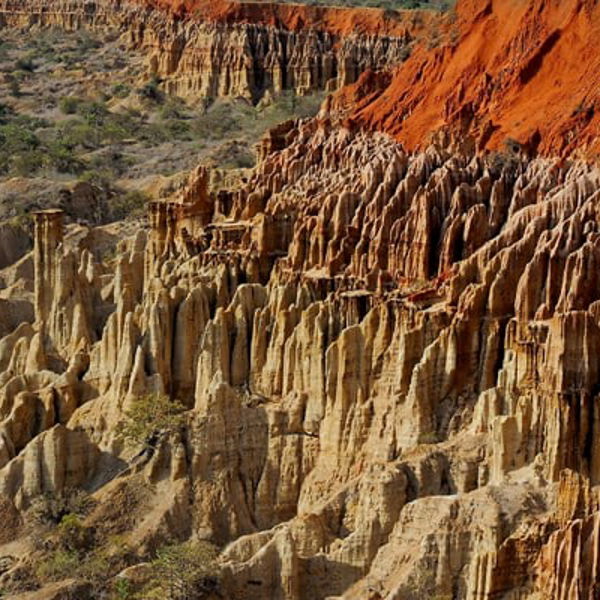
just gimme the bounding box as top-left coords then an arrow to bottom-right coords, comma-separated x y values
346,0 -> 600,158
133,0 -> 439,37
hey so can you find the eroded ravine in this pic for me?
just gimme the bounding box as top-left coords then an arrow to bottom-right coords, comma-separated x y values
0,0 -> 425,103
0,0 -> 598,599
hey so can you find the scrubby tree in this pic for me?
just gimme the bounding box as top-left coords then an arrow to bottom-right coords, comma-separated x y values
116,393 -> 186,450
145,540 -> 220,600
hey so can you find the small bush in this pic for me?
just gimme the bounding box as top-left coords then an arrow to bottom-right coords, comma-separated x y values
140,123 -> 169,145
111,83 -> 131,99
113,577 -> 134,599
116,394 -> 186,450
143,540 -> 220,600
56,513 -> 92,552
11,150 -> 45,176
0,125 -> 39,154
78,101 -> 109,128
8,78 -> 21,98
93,147 -> 131,169
15,55 -> 36,72
28,488 -> 95,527
58,120 -> 97,149
137,75 -> 163,102
76,31 -> 102,52
58,96 -> 82,115
159,98 -> 187,120
111,189 -> 149,221
47,141 -> 86,174
163,118 -> 192,140
36,549 -> 79,581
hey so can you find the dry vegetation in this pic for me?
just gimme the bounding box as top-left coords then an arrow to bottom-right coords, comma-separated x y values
0,27 -> 324,225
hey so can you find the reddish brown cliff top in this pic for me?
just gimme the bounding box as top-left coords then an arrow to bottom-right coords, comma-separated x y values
346,0 -> 600,158
135,0 -> 440,36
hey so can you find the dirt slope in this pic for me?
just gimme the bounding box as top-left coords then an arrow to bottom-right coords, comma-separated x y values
345,0 -> 600,158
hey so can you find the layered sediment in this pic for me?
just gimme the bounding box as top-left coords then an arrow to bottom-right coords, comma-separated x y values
0,0 -> 421,102
344,0 -> 600,158
0,0 -> 598,598
0,117 -> 598,597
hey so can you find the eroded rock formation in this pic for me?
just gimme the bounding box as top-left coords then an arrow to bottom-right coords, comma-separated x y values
343,0 -> 600,158
0,0 -> 598,598
0,0 -> 420,102
0,114 -> 597,597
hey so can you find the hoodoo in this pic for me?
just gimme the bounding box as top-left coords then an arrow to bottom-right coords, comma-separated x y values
33,209 -> 64,325
0,0 -> 597,598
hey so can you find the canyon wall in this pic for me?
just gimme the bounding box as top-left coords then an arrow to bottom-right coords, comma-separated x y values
0,0 -> 419,102
342,0 -> 600,158
0,117 -> 599,598
0,0 -> 598,598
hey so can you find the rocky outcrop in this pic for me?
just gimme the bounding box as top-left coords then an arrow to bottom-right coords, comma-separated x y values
342,0 -> 600,158
0,1 -> 597,597
0,114 -> 596,597
0,222 -> 31,271
0,0 -> 418,102
0,425 -> 102,510
524,470 -> 598,599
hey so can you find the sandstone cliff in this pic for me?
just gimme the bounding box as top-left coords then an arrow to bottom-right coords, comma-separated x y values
0,0 -> 421,102
0,116 -> 596,597
342,0 -> 600,158
0,0 -> 597,598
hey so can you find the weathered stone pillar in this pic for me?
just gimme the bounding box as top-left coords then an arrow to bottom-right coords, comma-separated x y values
33,209 -> 64,325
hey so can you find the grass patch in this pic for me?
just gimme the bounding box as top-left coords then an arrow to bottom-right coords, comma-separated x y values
0,27 -> 327,225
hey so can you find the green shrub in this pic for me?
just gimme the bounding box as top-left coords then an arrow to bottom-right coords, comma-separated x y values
0,123 -> 39,152
36,549 -> 79,581
76,31 -> 102,52
210,142 -> 255,169
113,577 -> 134,599
47,141 -> 86,174
102,121 -> 130,144
28,488 -> 95,526
144,541 -> 219,600
140,123 -> 169,145
15,55 -> 35,72
116,393 -> 186,450
78,101 -> 109,128
110,189 -> 149,221
10,150 -> 45,176
56,513 -> 92,552
111,83 -> 131,99
8,78 -> 20,98
79,169 -> 113,188
159,98 -> 187,120
163,119 -> 191,140
137,75 -> 163,102
11,113 -> 48,130
57,119 -> 97,149
58,96 -> 82,115
35,530 -> 133,590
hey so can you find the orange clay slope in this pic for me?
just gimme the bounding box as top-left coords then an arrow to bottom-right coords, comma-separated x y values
134,0 -> 441,37
344,0 -> 600,159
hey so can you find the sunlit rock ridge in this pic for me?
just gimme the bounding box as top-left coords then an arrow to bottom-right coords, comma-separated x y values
0,0 -> 598,598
